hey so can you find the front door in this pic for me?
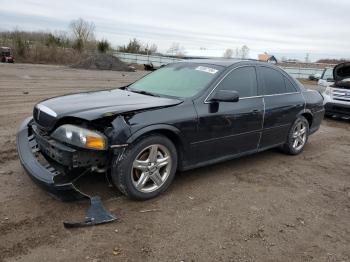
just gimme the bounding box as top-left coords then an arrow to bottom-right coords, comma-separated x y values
193,66 -> 264,163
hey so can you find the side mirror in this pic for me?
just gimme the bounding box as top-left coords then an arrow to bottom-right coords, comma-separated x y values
210,90 -> 239,103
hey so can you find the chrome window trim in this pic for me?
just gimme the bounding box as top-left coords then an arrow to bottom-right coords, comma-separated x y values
300,90 -> 307,111
204,66 -> 302,103
239,95 -> 263,100
263,91 -> 300,97
205,92 -> 301,103
304,89 -> 319,93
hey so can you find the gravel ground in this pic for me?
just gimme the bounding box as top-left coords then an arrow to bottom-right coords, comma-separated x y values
71,54 -> 134,71
0,63 -> 349,262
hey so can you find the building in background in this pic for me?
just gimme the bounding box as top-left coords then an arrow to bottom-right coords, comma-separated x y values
258,52 -> 278,64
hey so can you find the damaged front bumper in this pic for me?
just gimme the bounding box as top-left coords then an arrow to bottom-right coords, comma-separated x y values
16,117 -> 91,201
17,118 -> 118,227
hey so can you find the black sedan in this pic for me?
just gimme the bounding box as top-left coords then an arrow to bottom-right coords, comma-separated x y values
16,60 -> 325,201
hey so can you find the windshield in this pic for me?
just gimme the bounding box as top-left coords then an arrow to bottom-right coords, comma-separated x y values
129,63 -> 224,98
321,68 -> 333,80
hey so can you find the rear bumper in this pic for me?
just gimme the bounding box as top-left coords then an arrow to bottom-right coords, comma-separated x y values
16,117 -> 88,201
324,102 -> 350,117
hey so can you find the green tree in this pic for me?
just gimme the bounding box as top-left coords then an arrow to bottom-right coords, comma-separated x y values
46,33 -> 62,47
118,38 -> 142,53
97,39 -> 110,53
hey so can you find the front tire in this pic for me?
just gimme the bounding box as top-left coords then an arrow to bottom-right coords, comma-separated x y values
281,116 -> 309,155
111,134 -> 177,200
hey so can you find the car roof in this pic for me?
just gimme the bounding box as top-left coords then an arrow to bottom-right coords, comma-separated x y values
180,59 -> 261,68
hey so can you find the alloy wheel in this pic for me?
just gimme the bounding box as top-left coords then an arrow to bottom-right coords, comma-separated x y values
131,144 -> 172,193
292,121 -> 307,151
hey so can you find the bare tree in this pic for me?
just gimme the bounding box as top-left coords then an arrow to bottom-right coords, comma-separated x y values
143,43 -> 158,55
69,18 -> 95,51
167,42 -> 185,57
223,48 -> 233,59
235,47 -> 240,58
167,42 -> 180,56
241,45 -> 250,59
149,43 -> 158,54
235,45 -> 250,59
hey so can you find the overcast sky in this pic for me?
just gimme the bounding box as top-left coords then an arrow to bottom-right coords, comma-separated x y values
1,0 -> 349,61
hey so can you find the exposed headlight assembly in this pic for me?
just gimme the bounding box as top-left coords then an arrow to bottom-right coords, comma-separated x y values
51,124 -> 107,150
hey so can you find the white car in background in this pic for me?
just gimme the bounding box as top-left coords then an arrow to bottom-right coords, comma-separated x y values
321,63 -> 350,118
318,67 -> 334,90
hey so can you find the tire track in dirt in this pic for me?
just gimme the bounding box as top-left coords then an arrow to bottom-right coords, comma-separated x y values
0,196 -> 88,262
0,139 -> 17,164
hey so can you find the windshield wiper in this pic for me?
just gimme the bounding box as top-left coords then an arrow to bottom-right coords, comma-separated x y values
128,89 -> 160,97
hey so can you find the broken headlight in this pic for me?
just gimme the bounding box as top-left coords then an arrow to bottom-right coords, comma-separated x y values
51,124 -> 107,150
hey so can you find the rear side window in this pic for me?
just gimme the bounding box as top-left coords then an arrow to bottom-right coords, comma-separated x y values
285,78 -> 297,93
260,67 -> 297,95
216,66 -> 258,98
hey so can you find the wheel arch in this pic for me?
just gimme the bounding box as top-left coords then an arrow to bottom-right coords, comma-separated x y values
126,125 -> 186,169
297,109 -> 313,128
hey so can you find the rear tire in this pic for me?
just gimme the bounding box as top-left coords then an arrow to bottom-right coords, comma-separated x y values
281,116 -> 309,155
111,134 -> 177,200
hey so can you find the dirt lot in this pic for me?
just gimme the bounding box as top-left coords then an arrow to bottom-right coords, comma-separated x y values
0,63 -> 349,262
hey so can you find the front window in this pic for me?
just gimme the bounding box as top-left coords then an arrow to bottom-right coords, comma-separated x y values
216,66 -> 258,98
129,63 -> 224,98
321,68 -> 333,80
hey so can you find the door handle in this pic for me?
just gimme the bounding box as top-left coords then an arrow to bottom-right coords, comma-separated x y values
251,109 -> 259,113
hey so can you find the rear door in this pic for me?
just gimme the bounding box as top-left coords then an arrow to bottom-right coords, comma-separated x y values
257,66 -> 305,149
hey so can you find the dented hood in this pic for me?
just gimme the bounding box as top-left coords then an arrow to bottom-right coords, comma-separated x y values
34,89 -> 182,129
333,62 -> 350,82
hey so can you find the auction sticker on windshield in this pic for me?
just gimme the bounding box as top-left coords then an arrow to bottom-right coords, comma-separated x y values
195,66 -> 218,74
